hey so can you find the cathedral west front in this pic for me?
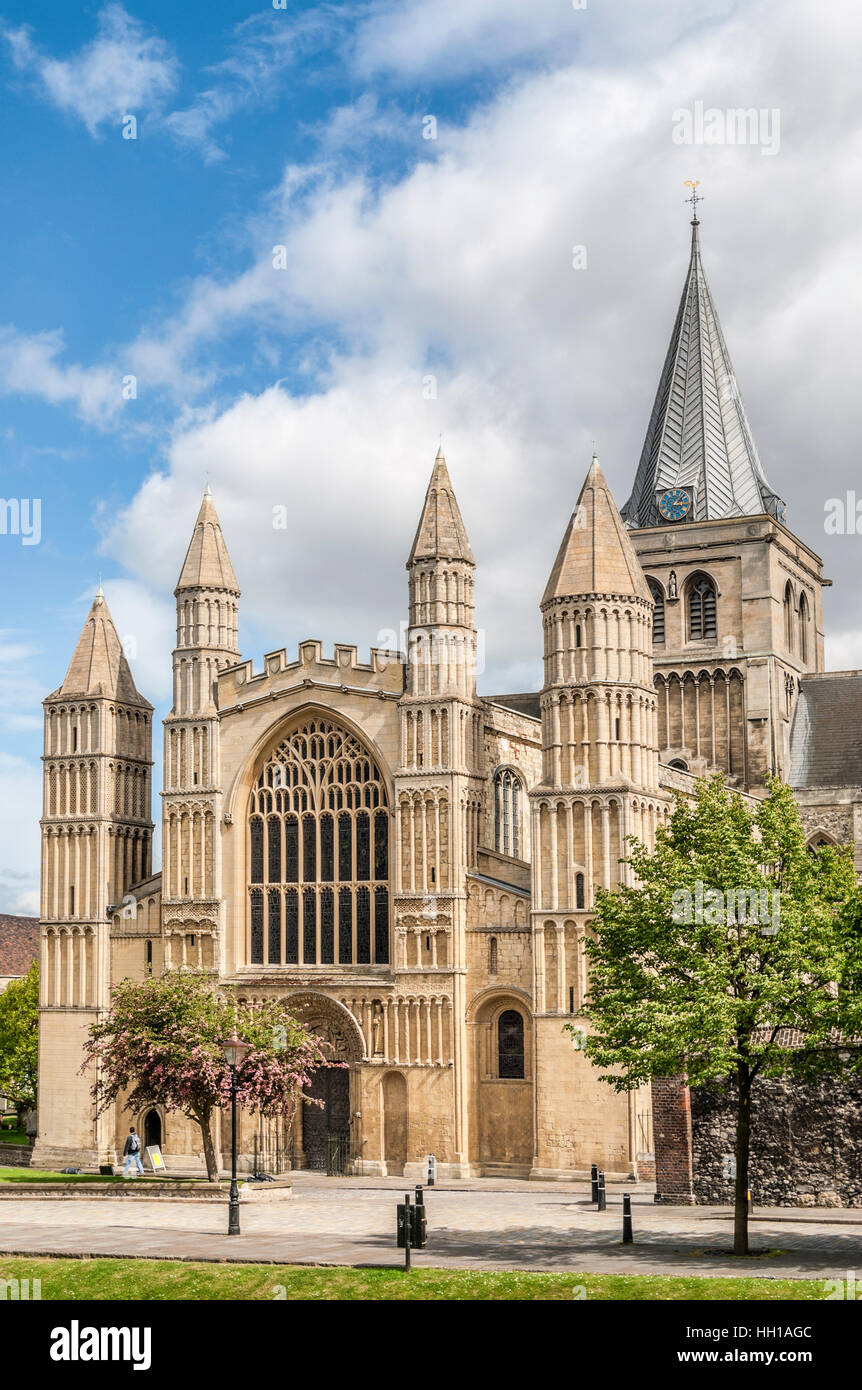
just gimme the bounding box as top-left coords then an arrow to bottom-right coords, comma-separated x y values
33,214 -> 862,1180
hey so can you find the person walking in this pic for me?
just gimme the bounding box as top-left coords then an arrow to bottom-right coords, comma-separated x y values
122,1126 -> 144,1178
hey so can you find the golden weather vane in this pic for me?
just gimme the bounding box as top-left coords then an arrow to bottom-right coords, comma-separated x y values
684,179 -> 703,219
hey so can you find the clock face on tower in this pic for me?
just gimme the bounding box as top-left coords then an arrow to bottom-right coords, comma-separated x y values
657,488 -> 692,521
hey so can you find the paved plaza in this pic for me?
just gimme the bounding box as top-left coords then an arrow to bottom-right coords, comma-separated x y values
1,1175 -> 860,1279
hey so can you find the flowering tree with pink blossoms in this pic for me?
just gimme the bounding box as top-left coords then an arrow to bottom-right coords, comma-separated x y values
82,970 -> 333,1180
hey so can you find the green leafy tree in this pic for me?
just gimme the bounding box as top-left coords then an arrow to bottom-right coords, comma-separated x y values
82,970 -> 332,1180
568,776 -> 861,1255
0,961 -> 39,1118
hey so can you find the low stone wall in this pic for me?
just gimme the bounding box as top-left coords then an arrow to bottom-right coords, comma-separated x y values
691,1075 -> 862,1208
0,1142 -> 32,1168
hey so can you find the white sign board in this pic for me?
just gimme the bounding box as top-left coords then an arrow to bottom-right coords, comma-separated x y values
146,1145 -> 165,1173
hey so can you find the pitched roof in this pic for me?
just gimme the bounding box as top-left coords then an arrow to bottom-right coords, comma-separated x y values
483,692 -> 542,721
622,219 -> 784,528
543,456 -> 651,604
0,914 -> 39,978
54,590 -> 149,706
407,448 -> 474,566
788,673 -> 862,788
176,486 -> 240,593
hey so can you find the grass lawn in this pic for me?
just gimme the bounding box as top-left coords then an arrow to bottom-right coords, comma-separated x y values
0,1128 -> 29,1145
0,1167 -> 214,1184
0,1257 -> 829,1300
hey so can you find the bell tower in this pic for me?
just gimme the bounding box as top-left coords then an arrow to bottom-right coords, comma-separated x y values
34,585 -> 153,1167
621,212 -> 826,789
529,456 -> 667,1178
394,447 -> 483,1174
162,486 -> 240,972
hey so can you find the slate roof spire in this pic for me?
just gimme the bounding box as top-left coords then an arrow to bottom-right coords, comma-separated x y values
544,454 -> 650,605
621,215 -> 784,528
407,446 -> 474,566
175,486 -> 240,594
56,588 -> 149,706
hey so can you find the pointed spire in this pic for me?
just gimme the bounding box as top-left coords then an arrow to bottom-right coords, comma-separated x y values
176,487 -> 239,594
408,448 -> 474,566
58,591 -> 148,705
622,217 -> 784,528
544,456 -> 650,605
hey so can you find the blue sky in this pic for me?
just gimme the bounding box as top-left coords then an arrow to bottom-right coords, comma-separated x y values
1,0 -> 861,912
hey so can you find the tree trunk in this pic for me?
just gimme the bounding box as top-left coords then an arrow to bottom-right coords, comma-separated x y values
733,1062 -> 752,1256
196,1111 -> 219,1182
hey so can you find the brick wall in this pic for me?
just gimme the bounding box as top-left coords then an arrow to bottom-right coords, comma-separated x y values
651,1076 -> 695,1204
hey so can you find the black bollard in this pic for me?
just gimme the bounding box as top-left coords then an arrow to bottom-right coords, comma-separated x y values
597,1169 -> 606,1212
590,1163 -> 599,1204
622,1192 -> 633,1243
415,1184 -> 424,1210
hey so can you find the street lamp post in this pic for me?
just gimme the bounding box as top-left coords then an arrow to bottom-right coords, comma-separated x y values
221,1032 -> 250,1236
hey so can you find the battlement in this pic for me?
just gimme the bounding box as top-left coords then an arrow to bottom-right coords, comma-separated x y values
220,639 -> 405,703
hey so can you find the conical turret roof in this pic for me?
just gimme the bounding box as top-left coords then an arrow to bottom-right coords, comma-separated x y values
621,219 -> 784,528
407,447 -> 474,566
544,456 -> 650,605
175,486 -> 240,593
55,588 -> 149,705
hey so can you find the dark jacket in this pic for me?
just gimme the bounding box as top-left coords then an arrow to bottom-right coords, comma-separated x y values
123,1133 -> 141,1156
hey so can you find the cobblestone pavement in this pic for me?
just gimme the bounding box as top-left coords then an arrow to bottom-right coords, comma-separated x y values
1,1175 -> 860,1279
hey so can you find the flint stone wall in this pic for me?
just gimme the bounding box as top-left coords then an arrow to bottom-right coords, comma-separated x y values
691,1072 -> 862,1208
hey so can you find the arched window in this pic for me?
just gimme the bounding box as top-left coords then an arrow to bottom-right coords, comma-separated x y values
798,591 -> 809,666
668,758 -> 689,772
575,623 -> 582,648
248,718 -> 390,967
575,872 -> 585,910
688,574 -> 717,641
497,1009 -> 525,1079
494,768 -> 523,858
784,582 -> 795,652
489,937 -> 498,975
647,579 -> 665,643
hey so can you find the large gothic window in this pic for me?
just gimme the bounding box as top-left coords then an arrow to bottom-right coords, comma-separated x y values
494,768 -> 523,858
687,574 -> 717,641
647,579 -> 665,643
248,718 -> 390,967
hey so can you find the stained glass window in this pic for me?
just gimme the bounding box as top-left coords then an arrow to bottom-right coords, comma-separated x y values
268,817 -> 281,883
320,887 -> 334,964
250,818 -> 263,884
268,889 -> 281,964
285,888 -> 299,964
250,889 -> 264,964
357,886 -> 371,964
498,1009 -> 525,1079
249,718 -> 390,967
303,887 -> 316,964
374,886 -> 389,963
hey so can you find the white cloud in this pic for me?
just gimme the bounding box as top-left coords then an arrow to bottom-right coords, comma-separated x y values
0,632 -> 44,734
95,0 -> 862,689
0,753 -> 41,915
3,4 -> 178,136
3,0 -> 859,694
0,326 -> 128,427
162,9 -> 333,162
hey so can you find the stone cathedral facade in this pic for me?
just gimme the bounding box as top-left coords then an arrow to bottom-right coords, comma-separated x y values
33,216 -> 862,1178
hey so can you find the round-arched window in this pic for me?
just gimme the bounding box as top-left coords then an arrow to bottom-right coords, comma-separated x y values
498,1009 -> 525,1079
